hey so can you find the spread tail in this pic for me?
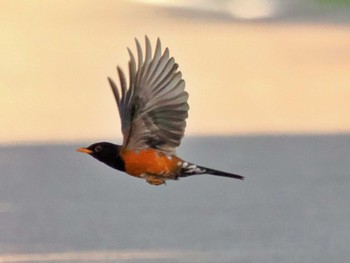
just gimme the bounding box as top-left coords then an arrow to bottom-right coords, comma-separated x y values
180,162 -> 244,180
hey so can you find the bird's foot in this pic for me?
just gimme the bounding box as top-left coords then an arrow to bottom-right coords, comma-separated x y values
145,175 -> 166,186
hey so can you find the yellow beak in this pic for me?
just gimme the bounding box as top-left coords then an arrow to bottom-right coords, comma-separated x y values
76,147 -> 93,154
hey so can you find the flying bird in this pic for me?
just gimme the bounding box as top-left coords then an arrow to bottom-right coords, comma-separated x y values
77,37 -> 244,185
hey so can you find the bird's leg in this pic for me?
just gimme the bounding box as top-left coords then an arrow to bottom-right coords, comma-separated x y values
144,175 -> 166,186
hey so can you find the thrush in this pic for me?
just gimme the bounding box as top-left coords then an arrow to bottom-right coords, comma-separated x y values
77,37 -> 244,185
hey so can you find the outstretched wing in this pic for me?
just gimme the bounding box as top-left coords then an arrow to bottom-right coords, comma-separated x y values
108,36 -> 189,154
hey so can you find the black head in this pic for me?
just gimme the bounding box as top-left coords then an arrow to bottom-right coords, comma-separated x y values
76,142 -> 125,172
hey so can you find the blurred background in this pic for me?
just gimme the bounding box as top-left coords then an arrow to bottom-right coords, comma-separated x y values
1,0 -> 349,144
1,0 -> 350,262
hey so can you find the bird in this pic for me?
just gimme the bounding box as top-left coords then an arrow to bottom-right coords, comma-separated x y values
77,36 -> 244,185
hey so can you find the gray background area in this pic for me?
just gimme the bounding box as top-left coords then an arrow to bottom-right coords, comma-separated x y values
0,135 -> 349,262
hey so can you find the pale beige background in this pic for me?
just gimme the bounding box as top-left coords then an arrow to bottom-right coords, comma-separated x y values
1,0 -> 349,144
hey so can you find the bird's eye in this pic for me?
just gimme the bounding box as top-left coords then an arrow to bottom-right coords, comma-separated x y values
95,145 -> 102,152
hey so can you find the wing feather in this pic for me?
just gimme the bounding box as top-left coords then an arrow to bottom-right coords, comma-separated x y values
117,67 -> 127,98
143,38 -> 162,85
108,37 -> 189,153
135,38 -> 143,72
107,77 -> 120,107
127,48 -> 136,88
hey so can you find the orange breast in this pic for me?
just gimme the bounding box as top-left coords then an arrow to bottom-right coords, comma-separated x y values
120,149 -> 182,177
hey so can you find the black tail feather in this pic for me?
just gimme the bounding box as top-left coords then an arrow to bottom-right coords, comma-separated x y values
204,167 -> 244,180
180,163 -> 244,180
